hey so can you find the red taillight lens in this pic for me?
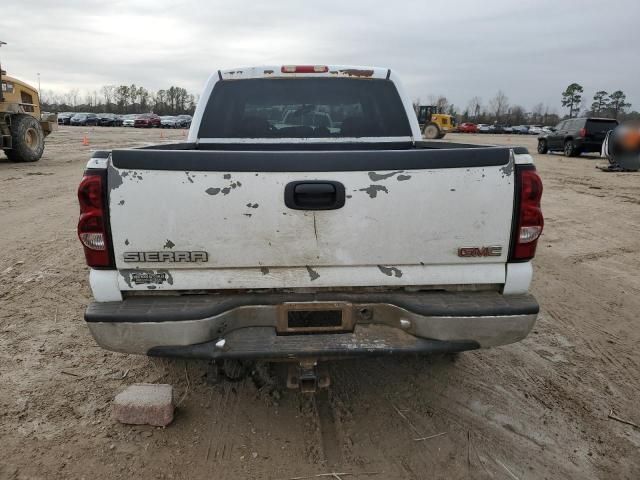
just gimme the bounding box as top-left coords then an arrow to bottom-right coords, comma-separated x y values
511,167 -> 543,261
78,175 -> 103,210
281,65 -> 329,73
77,171 -> 113,268
579,127 -> 587,137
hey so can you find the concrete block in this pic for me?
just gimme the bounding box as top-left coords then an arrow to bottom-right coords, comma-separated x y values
113,383 -> 174,427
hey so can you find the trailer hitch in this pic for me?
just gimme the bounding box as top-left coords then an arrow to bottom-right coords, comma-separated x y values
287,360 -> 330,393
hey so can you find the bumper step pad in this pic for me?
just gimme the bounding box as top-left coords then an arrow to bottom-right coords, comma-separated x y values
147,324 -> 478,360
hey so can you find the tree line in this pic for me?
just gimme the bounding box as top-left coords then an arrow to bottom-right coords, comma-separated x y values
40,84 -> 199,116
414,86 -> 637,127
413,92 -> 562,126
561,83 -> 634,120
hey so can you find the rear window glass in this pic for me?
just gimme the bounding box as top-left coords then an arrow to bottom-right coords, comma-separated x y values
198,78 -> 412,139
586,119 -> 618,133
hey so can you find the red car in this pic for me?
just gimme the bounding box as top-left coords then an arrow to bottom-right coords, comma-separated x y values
134,114 -> 161,128
457,122 -> 478,133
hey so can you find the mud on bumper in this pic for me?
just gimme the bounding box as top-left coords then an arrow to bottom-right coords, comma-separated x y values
85,291 -> 539,360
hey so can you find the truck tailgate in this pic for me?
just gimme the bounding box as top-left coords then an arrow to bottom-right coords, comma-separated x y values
107,147 -> 515,291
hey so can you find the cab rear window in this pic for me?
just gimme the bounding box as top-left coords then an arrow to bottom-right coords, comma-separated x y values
198,78 -> 412,139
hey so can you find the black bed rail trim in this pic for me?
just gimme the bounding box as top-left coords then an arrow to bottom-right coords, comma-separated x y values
111,146 -> 511,172
91,150 -> 111,159
415,141 -> 529,155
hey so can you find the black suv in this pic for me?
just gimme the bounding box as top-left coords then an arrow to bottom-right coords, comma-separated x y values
70,113 -> 100,126
538,117 -> 618,156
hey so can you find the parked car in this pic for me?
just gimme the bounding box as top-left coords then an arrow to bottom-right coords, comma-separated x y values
98,113 -> 122,127
282,109 -> 333,129
537,117 -> 619,156
57,112 -> 74,125
489,124 -> 505,134
121,114 -> 139,127
176,114 -> 192,128
134,113 -> 161,128
457,122 -> 478,133
512,125 -> 529,135
528,125 -> 543,135
78,64 -> 543,392
477,123 -> 490,133
70,113 -> 99,126
160,116 -> 181,128
502,126 -> 513,134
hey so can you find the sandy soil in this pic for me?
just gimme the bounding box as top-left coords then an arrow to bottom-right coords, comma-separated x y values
1,128 -> 639,480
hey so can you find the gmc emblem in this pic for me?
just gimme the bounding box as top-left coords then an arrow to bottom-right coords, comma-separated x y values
458,246 -> 503,257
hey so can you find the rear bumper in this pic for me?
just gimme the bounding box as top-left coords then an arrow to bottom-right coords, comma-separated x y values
85,291 -> 539,360
576,140 -> 603,152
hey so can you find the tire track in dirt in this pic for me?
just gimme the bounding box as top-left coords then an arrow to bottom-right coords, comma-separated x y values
206,380 -> 241,471
314,390 -> 342,466
297,394 -> 325,465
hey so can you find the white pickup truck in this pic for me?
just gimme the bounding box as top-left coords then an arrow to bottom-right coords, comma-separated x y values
78,65 -> 543,389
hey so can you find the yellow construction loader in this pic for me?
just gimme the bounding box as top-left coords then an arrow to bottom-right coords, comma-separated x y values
1,43 -> 56,162
417,105 -> 456,139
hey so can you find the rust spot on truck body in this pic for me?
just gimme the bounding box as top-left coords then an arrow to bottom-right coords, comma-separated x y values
339,69 -> 375,78
368,170 -> 403,181
500,159 -> 514,177
306,266 -> 320,281
359,185 -> 388,198
107,162 -> 123,191
378,265 -> 403,278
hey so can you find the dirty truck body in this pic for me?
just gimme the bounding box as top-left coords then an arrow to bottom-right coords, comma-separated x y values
79,65 -> 543,367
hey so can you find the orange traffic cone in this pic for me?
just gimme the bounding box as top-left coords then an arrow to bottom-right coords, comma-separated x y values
82,135 -> 90,146
181,129 -> 186,137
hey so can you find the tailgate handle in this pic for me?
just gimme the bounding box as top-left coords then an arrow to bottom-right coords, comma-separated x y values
285,181 -> 346,210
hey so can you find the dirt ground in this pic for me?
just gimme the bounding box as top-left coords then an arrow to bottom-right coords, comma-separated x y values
1,127 -> 639,480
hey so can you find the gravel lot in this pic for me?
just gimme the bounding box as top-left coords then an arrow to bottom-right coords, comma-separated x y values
1,128 -> 639,479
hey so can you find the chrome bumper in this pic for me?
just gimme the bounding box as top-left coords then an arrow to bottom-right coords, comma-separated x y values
85,292 -> 538,359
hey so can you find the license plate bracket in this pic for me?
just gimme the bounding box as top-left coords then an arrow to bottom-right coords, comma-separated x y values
277,302 -> 354,334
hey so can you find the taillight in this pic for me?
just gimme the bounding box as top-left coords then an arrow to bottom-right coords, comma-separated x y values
579,127 -> 587,137
281,65 -> 329,73
77,170 -> 113,268
510,166 -> 543,261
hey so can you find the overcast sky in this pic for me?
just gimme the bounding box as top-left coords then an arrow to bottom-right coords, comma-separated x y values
2,0 -> 639,113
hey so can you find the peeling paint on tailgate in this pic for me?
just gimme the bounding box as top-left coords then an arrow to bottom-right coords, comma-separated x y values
108,165 -> 513,291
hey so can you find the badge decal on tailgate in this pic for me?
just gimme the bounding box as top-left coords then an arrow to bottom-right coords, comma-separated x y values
131,272 -> 168,285
457,246 -> 503,257
123,251 -> 209,262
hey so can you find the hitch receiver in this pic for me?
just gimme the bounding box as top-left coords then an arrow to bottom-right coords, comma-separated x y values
287,360 -> 330,393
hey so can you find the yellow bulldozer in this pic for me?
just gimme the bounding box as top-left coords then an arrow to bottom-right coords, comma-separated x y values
1,42 -> 56,162
417,105 -> 456,139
